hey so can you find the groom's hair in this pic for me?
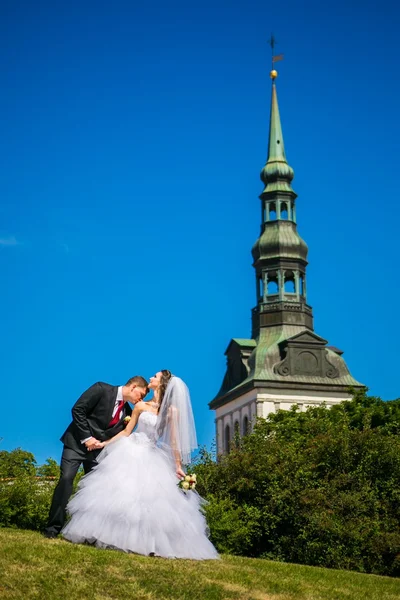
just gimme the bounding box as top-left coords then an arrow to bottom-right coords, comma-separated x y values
125,375 -> 149,390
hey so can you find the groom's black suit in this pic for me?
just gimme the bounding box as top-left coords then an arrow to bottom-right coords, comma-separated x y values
45,382 -> 132,536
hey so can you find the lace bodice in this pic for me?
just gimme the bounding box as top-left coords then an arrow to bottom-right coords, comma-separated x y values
135,410 -> 157,440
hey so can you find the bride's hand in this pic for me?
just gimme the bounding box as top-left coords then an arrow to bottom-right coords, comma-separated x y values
176,466 -> 186,479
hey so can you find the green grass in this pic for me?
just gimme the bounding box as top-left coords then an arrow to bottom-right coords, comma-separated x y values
0,529 -> 399,600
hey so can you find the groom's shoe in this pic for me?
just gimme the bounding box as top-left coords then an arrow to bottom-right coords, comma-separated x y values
42,530 -> 58,539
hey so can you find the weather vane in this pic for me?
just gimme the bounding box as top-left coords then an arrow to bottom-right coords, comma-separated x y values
269,34 -> 284,80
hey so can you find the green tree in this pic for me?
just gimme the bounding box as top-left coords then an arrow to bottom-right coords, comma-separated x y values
0,448 -> 37,478
36,458 -> 60,478
195,390 -> 400,576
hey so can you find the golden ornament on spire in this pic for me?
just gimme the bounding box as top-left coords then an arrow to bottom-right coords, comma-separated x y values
270,69 -> 278,79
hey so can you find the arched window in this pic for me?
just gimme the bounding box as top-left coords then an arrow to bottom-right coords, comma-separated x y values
280,202 -> 288,219
243,415 -> 249,436
269,203 -> 277,220
284,271 -> 295,293
224,425 -> 231,453
267,277 -> 279,295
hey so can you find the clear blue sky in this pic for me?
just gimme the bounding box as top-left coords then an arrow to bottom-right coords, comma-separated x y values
1,0 -> 399,465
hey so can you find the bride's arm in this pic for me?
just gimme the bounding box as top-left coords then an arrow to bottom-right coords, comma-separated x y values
168,406 -> 186,478
101,402 -> 144,446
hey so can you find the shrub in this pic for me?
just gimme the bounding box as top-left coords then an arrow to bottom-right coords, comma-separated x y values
204,496 -> 262,556
0,448 -> 37,478
0,451 -> 72,531
194,391 -> 400,576
0,476 -> 56,530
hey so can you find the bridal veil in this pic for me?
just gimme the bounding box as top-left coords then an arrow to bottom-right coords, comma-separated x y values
155,376 -> 197,465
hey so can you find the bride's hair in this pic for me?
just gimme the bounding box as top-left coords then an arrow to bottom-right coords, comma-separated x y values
157,370 -> 173,412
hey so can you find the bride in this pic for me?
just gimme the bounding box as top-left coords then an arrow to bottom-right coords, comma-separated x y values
61,370 -> 219,560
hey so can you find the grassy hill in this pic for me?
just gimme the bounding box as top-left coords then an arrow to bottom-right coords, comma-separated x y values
0,529 -> 399,600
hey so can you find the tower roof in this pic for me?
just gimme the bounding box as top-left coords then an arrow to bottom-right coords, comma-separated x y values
268,82 -> 286,162
260,77 -> 294,194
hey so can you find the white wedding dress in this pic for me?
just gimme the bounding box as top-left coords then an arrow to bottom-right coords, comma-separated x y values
62,411 -> 219,560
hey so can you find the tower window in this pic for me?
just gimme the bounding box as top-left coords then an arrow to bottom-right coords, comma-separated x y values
224,425 -> 231,453
284,271 -> 295,293
269,203 -> 277,220
267,278 -> 279,295
280,202 -> 288,219
243,415 -> 249,435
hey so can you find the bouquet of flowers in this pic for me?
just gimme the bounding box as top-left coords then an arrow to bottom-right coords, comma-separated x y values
123,416 -> 131,427
178,473 -> 197,492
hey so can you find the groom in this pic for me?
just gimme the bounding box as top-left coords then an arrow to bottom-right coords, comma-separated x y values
43,376 -> 149,538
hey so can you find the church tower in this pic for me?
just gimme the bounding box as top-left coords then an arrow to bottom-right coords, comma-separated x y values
209,66 -> 364,455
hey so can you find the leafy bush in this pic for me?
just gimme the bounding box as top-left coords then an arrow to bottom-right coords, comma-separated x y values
204,496 -> 263,556
194,390 -> 400,576
0,448 -> 86,531
0,448 -> 37,477
36,457 -> 60,479
0,476 -> 56,530
0,449 -> 63,530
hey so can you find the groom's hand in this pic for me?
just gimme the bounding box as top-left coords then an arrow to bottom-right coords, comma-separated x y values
85,437 -> 101,451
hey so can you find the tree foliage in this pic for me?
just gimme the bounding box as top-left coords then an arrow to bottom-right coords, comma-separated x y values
0,450 -> 60,530
0,448 -> 37,478
0,476 -> 55,530
36,458 -> 60,479
194,390 -> 400,576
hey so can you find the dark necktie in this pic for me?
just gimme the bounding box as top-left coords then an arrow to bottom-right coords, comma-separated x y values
108,400 -> 124,427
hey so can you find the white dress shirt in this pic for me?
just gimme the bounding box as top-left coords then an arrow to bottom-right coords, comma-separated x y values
81,386 -> 124,444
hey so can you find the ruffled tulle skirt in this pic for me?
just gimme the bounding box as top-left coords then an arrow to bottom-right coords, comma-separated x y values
62,433 -> 219,560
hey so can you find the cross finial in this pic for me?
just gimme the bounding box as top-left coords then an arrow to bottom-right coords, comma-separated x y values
269,34 -> 276,52
268,34 -> 283,80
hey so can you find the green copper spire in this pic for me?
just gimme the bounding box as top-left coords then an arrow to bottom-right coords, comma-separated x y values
252,68 -> 311,338
260,76 -> 294,194
268,82 -> 286,161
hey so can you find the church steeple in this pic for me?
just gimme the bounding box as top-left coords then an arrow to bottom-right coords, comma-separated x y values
209,56 -> 365,453
251,69 -> 313,338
